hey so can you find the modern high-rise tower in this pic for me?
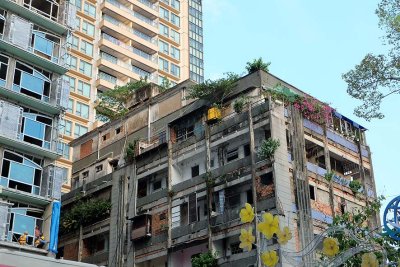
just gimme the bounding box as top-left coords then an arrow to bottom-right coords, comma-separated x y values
59,0 -> 204,190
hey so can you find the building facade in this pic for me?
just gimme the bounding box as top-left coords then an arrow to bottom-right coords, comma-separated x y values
59,0 -> 204,190
0,0 -> 74,256
59,70 -> 377,266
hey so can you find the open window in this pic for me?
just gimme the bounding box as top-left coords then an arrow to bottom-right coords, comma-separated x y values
23,0 -> 59,22
0,150 -> 43,195
20,113 -> 53,149
8,206 -> 43,246
13,62 -> 52,103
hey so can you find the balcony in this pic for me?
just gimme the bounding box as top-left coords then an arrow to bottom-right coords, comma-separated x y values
132,0 -> 159,18
96,71 -> 117,91
100,33 -> 157,71
98,52 -> 156,83
0,101 -> 60,159
0,15 -> 68,74
130,214 -> 152,241
101,14 -> 157,52
0,0 -> 71,35
102,0 -> 158,34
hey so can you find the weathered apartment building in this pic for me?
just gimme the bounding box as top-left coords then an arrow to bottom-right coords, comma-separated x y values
0,0 -> 74,257
59,70 -> 378,266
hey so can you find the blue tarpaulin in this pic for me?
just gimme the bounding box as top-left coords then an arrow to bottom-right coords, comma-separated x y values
48,201 -> 60,253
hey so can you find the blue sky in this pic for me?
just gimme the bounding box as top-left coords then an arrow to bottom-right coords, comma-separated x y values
202,0 -> 399,219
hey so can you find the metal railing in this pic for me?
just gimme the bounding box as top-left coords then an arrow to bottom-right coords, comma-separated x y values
103,14 -> 157,44
104,0 -> 158,27
98,71 -> 117,84
138,0 -> 158,10
102,33 -> 157,62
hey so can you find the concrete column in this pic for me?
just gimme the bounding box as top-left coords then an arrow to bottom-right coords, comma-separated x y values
248,104 -> 261,267
269,102 -> 297,266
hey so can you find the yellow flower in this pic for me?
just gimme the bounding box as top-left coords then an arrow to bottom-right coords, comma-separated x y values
322,237 -> 339,257
239,227 -> 255,252
361,252 -> 379,267
239,203 -> 255,223
277,226 -> 292,245
257,212 -> 279,239
261,250 -> 279,267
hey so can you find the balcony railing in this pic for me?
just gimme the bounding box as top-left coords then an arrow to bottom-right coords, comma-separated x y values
138,0 -> 158,10
102,33 -> 157,63
98,71 -> 117,84
104,0 -> 158,27
103,15 -> 157,45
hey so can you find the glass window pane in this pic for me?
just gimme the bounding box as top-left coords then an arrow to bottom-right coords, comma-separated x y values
10,162 -> 34,184
13,214 -> 35,236
24,119 -> 44,139
21,72 -> 44,95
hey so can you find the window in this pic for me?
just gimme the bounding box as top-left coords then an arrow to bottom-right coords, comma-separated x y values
191,165 -> 199,177
0,54 -> 8,86
95,164 -> 103,173
82,170 -> 89,179
171,0 -> 180,10
74,123 -> 88,137
102,133 -> 109,141
59,119 -> 72,136
171,63 -> 180,77
21,113 -> 53,149
309,185 -> 316,200
260,172 -> 273,186
159,58 -> 169,72
13,62 -> 51,102
152,180 -> 162,191
67,98 -> 73,113
159,23 -> 169,37
171,46 -> 180,60
159,40 -> 169,54
170,29 -> 180,43
160,7 -> 169,20
79,60 -> 92,76
9,207 -> 43,245
159,212 -> 166,220
0,150 -> 42,195
75,102 -> 89,119
77,80 -> 90,97
68,35 -> 79,50
70,0 -> 82,9
61,167 -> 69,184
80,40 -> 93,56
64,76 -> 76,92
244,144 -> 251,157
171,13 -> 180,27
115,127 -> 122,134
82,21 -> 95,37
226,148 -> 238,162
0,10 -> 6,37
68,55 -> 77,69
84,2 -> 96,18
230,242 -> 243,255
57,142 -> 70,159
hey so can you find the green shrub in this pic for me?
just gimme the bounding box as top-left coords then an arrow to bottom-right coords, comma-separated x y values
349,180 -> 362,194
191,251 -> 218,267
258,138 -> 280,159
